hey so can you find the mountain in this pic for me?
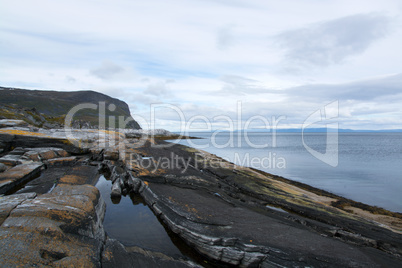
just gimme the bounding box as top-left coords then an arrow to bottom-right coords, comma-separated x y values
0,87 -> 141,129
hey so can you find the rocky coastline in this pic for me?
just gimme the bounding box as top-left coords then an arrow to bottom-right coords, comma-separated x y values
1,124 -> 402,267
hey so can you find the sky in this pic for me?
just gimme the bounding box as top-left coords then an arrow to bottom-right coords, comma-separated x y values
1,0 -> 401,131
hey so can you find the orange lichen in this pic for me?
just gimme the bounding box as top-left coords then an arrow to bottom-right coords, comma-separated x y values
59,175 -> 85,185
184,204 -> 198,214
0,129 -> 50,137
102,250 -> 114,261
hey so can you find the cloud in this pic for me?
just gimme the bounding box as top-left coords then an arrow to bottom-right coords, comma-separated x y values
1,1 -> 402,131
216,25 -> 236,50
65,76 -> 76,83
218,75 -> 272,95
286,73 -> 402,101
144,80 -> 173,97
276,13 -> 393,71
90,61 -> 124,80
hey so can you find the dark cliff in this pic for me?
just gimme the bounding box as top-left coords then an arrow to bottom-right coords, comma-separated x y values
0,87 -> 141,129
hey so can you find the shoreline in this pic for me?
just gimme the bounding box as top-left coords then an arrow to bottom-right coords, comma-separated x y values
171,132 -> 402,214
161,141 -> 402,232
1,127 -> 402,267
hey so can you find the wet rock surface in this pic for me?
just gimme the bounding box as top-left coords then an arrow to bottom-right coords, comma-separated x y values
0,163 -> 43,194
116,139 -> 402,267
0,126 -> 401,267
102,238 -> 200,268
0,163 -> 6,172
0,127 -> 199,267
0,178 -> 106,267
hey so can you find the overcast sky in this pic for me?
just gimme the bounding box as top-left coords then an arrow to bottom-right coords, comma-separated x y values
1,0 -> 401,131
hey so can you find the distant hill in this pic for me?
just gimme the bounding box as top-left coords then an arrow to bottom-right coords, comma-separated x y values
187,128 -> 402,133
239,128 -> 402,133
0,87 -> 141,129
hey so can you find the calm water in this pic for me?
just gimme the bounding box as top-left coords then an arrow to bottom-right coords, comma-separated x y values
174,132 -> 402,212
95,176 -> 185,257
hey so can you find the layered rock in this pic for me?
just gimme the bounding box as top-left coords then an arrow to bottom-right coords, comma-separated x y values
109,139 -> 402,267
0,185 -> 106,267
0,126 -> 198,267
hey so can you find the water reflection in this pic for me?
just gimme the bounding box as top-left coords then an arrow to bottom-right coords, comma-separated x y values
96,175 -> 230,267
95,175 -> 184,257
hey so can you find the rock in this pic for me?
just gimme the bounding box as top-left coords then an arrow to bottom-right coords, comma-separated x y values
0,154 -> 22,166
0,192 -> 36,225
39,150 -> 58,160
0,185 -> 106,267
104,148 -> 119,160
25,147 -> 70,159
15,165 -> 99,195
0,228 -> 103,267
111,178 -> 122,198
0,119 -> 27,128
90,148 -> 104,161
9,184 -> 106,241
0,163 -> 43,194
127,172 -> 141,193
102,238 -> 200,268
45,156 -> 77,167
20,147 -> 71,163
0,131 -> 88,154
59,174 -> 86,185
8,147 -> 27,155
125,132 -> 142,139
125,140 -> 402,267
55,149 -> 69,157
142,183 -> 384,267
22,151 -> 41,161
0,163 -> 7,173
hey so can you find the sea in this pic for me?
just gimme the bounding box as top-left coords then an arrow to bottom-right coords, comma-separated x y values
173,132 -> 402,213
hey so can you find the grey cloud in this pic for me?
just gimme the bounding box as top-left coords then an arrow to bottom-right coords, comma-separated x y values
65,76 -> 76,83
231,74 -> 402,129
276,13 -> 393,70
90,61 -> 124,80
126,93 -> 156,106
216,25 -> 236,50
219,75 -> 273,95
144,81 -> 172,97
286,73 -> 402,101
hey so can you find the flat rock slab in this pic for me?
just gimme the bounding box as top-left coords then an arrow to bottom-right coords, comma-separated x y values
0,192 -> 36,225
0,163 -> 7,173
0,131 -> 87,154
0,154 -> 22,166
143,183 -> 402,267
0,184 -> 105,267
102,238 -> 200,268
15,165 -> 99,195
0,163 -> 43,194
0,119 -> 27,128
9,184 -> 105,239
45,156 -> 77,167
